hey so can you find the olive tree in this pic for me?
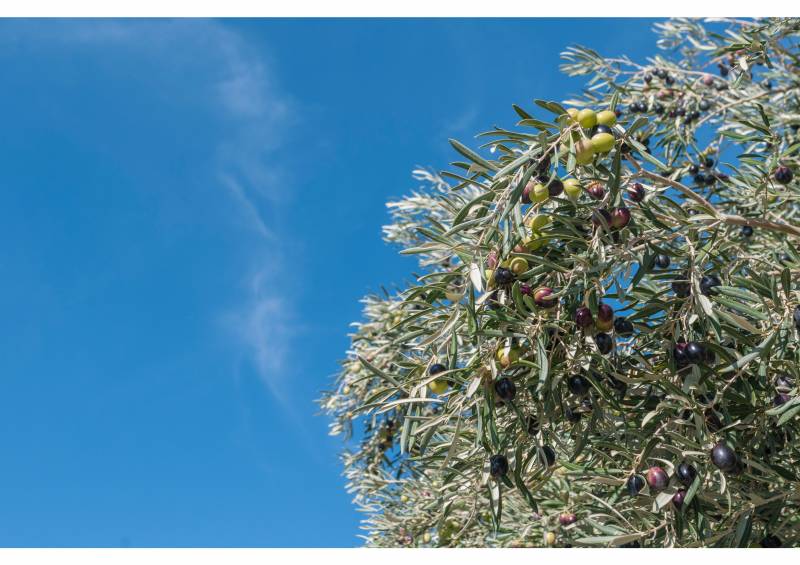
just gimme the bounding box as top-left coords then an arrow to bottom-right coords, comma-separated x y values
320,17 -> 800,548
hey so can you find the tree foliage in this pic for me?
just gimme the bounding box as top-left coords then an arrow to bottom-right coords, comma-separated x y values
320,18 -> 800,548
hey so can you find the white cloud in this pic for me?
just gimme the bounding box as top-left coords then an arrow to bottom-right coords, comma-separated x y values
227,269 -> 294,404
216,50 -> 287,122
439,104 -> 479,139
201,26 -> 298,399
218,173 -> 273,240
449,105 -> 479,133
8,20 -> 298,399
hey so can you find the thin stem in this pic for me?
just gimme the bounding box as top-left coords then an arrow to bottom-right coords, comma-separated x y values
631,166 -> 800,239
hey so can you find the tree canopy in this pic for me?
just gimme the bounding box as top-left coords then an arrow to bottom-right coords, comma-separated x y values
320,18 -> 800,548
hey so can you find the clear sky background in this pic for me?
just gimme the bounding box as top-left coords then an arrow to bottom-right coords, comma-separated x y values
0,18 -> 659,547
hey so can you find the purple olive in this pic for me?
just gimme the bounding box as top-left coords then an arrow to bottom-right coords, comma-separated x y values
627,183 -> 645,202
534,287 -> 557,309
592,208 -> 612,229
611,207 -> 631,229
587,183 -> 605,200
646,466 -> 669,490
672,489 -> 686,509
558,513 -> 577,526
575,306 -> 593,329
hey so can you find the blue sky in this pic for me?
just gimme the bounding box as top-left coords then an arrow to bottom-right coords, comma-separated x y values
0,18 -> 658,547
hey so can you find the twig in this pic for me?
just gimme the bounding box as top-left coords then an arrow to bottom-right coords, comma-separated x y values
633,168 -> 800,239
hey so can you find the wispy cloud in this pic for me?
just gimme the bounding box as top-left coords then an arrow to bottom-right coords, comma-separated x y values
439,104 -> 480,139
225,268 -> 294,404
218,173 -> 273,240
202,25 -> 298,401
8,20 -> 298,402
192,22 -> 298,400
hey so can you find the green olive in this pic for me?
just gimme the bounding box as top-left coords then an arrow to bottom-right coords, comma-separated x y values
566,108 -> 579,122
563,178 -> 582,201
591,132 -> 615,153
497,346 -> 520,367
532,183 -> 549,203
429,379 -> 449,395
525,234 -> 548,251
577,108 -> 597,129
575,139 -> 595,165
510,257 -> 528,275
596,318 -> 613,332
596,110 -> 617,126
528,213 -> 551,231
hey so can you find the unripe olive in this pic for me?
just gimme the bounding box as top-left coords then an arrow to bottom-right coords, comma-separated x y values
429,379 -> 449,395
563,178 -> 582,201
497,346 -> 520,368
596,110 -> 617,126
545,532 -> 556,546
591,132 -> 615,154
566,108 -> 579,122
575,139 -> 595,165
532,183 -> 549,203
577,108 -> 597,129
528,213 -> 551,231
509,257 -> 528,275
524,234 -> 548,252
